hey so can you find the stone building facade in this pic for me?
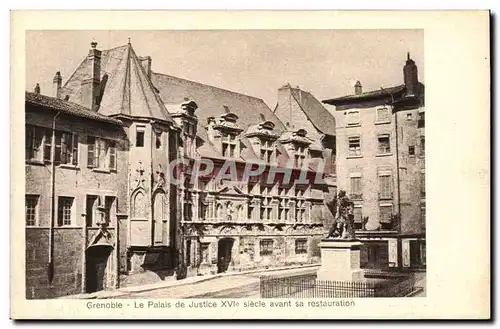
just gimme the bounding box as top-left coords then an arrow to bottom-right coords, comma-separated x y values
322,54 -> 426,270
24,41 -> 337,298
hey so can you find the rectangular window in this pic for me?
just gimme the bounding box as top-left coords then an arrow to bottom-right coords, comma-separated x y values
350,176 -> 362,199
25,125 -> 44,161
104,196 -> 116,224
54,132 -> 62,164
260,197 -> 272,221
409,145 -> 415,156
155,132 -> 162,149
418,112 -> 425,128
260,139 -> 274,163
407,113 -> 413,121
376,107 -> 390,122
87,137 -> 116,170
348,136 -> 361,157
379,174 -> 393,200
294,145 -> 307,167
353,206 -> 363,223
109,141 -> 117,170
347,111 -> 360,126
260,239 -> 274,256
222,133 -> 238,158
136,126 -> 145,147
295,239 -> 307,254
43,130 -> 52,162
97,139 -> 108,168
420,136 -> 425,156
377,134 -> 391,154
421,172 -> 426,198
57,196 -> 74,226
61,132 -> 78,165
86,195 -> 98,227
379,204 -> 393,223
25,195 -> 39,226
87,136 -> 96,167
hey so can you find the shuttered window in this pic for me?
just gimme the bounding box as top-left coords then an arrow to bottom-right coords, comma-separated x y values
379,174 -> 393,200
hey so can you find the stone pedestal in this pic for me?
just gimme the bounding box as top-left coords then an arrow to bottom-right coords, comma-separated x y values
316,239 -> 364,282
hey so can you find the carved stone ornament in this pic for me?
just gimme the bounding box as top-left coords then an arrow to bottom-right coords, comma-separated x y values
154,164 -> 166,190
134,160 -> 146,189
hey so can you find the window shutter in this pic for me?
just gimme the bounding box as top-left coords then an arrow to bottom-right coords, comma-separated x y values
109,141 -> 116,170
54,132 -> 62,164
25,126 -> 34,159
61,133 -> 68,164
43,130 -> 52,162
72,134 -> 78,165
87,137 -> 95,167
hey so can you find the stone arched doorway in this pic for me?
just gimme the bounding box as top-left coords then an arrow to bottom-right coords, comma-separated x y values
85,244 -> 113,293
217,238 -> 234,274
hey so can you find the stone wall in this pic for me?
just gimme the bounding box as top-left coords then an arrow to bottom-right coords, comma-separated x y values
26,228 -> 83,299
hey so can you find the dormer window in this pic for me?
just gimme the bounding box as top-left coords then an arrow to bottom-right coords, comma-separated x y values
207,111 -> 243,159
260,139 -> 274,162
222,133 -> 237,158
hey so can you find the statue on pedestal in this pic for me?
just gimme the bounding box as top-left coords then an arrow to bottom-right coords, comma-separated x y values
326,190 -> 356,240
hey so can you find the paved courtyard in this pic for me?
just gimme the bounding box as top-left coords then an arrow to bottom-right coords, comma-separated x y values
116,267 -> 425,299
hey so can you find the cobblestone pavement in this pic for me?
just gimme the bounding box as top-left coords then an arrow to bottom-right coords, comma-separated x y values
124,267 -> 318,299
119,267 -> 426,299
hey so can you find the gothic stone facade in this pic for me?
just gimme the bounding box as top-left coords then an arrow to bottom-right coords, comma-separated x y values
24,42 -> 337,298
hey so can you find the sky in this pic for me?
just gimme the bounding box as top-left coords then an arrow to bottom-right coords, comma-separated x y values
26,30 -> 424,109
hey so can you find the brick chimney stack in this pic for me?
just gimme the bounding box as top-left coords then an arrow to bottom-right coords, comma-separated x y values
403,52 -> 419,97
53,71 -> 62,99
81,41 -> 102,110
354,81 -> 362,95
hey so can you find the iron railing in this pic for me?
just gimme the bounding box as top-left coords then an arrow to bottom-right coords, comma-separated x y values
260,272 -> 415,298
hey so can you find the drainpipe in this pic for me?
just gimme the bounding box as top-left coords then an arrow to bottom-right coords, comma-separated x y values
394,108 -> 402,221
48,111 -> 61,284
383,88 -> 403,269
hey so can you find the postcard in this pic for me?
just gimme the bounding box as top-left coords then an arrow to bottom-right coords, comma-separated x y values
10,10 -> 490,320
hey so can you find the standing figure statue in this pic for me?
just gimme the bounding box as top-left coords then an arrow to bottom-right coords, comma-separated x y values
326,190 -> 356,240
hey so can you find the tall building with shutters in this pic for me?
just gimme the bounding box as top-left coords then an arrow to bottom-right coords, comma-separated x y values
322,53 -> 426,270
24,41 -> 337,298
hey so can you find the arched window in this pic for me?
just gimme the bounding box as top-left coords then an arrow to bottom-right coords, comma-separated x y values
132,190 -> 146,219
153,191 -> 167,244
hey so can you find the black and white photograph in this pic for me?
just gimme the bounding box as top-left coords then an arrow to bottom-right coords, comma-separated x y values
23,29 -> 426,300
10,10 -> 490,320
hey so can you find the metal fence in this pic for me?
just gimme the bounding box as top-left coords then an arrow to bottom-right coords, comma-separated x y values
260,272 -> 415,298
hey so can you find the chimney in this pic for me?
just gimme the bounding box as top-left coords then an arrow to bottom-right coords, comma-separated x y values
34,83 -> 40,94
139,56 -> 152,79
403,52 -> 419,97
81,41 -> 102,110
53,71 -> 62,99
355,81 -> 362,95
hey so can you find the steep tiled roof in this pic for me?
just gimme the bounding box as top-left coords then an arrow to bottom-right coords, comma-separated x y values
289,88 -> 336,136
152,72 -> 285,133
25,91 -> 122,125
322,85 -> 406,105
151,72 -> 287,161
60,44 -> 174,124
